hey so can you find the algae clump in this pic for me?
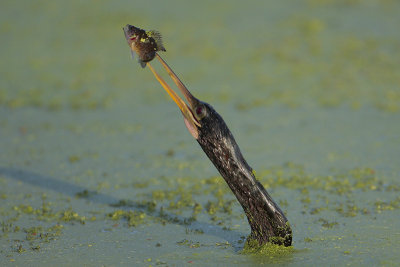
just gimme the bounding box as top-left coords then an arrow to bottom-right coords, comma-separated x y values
107,210 -> 146,227
243,238 -> 294,256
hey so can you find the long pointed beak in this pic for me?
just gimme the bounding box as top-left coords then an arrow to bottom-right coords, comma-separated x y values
146,54 -> 201,131
155,54 -> 199,110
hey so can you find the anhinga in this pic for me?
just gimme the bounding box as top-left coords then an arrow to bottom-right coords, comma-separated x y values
145,54 -> 292,247
122,25 -> 292,246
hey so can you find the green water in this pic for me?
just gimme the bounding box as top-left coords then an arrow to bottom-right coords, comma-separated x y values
1,0 -> 400,266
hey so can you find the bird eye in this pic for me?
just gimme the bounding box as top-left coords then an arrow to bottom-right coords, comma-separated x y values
195,105 -> 206,120
196,107 -> 202,115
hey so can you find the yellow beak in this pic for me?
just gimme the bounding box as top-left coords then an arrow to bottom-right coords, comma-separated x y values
146,54 -> 201,132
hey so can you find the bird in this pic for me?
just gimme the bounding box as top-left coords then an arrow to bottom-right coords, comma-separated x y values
145,54 -> 292,247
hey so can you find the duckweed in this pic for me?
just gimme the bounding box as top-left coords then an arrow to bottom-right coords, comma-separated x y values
1,164 -> 399,257
1,221 -> 14,236
205,201 -> 218,215
243,238 -> 294,255
177,239 -> 202,248
1,0 -> 399,264
185,228 -> 204,235
318,218 -> 339,229
68,155 -> 80,163
24,224 -> 63,243
375,197 -> 400,212
60,209 -> 86,224
259,165 -> 387,195
17,244 -> 26,253
107,210 -> 146,227
75,190 -> 97,199
101,164 -> 400,235
215,241 -> 231,248
192,202 -> 203,216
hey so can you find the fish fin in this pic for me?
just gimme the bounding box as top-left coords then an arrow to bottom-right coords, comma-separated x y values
139,60 -> 147,68
148,30 -> 166,52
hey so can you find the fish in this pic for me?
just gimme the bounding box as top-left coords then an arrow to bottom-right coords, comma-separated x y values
123,24 -> 166,68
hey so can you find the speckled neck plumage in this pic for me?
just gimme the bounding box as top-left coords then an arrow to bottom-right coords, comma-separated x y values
196,103 -> 292,246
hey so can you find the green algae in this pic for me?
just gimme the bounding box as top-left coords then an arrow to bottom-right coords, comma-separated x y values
0,163 -> 398,264
374,196 -> 400,212
22,224 -> 64,246
205,201 -> 218,215
133,182 -> 150,189
167,191 -> 195,212
234,15 -> 400,113
192,202 -> 203,216
185,228 -> 204,235
259,165 -> 383,194
75,189 -> 97,199
68,155 -> 81,163
11,201 -> 87,224
92,164 -> 400,237
318,218 -> 339,229
110,199 -> 157,213
1,221 -> 14,237
59,209 -> 86,224
0,86 -> 114,111
177,239 -> 201,248
242,238 -> 294,256
16,244 -> 26,253
1,164 -> 399,251
1,0 -> 400,264
107,210 -> 146,227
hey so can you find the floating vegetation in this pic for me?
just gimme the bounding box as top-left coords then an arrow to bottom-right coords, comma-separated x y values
68,155 -> 80,163
107,210 -> 146,227
104,164 -> 400,233
59,209 -> 86,224
317,218 -> 339,229
374,197 -> 400,213
215,241 -> 231,248
185,228 -> 204,235
10,202 -> 86,224
259,165 -> 384,194
75,189 -> 97,199
1,221 -> 15,237
133,182 -> 150,189
192,202 -> 203,216
23,224 -> 63,245
0,0 -> 399,264
242,238 -> 294,256
177,239 -> 202,248
16,244 -> 26,253
258,165 -> 400,219
1,164 -> 399,257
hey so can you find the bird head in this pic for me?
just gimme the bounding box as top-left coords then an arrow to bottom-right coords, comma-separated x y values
147,55 -> 230,143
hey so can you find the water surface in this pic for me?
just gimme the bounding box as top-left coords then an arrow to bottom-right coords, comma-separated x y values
1,0 -> 400,266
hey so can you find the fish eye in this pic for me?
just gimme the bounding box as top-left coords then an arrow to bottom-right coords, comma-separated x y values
195,105 -> 206,120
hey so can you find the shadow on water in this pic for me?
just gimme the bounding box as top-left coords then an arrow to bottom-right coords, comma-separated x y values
0,167 -> 117,205
0,166 -> 245,251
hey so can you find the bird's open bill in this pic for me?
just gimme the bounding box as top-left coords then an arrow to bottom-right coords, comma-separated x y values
146,54 -> 201,138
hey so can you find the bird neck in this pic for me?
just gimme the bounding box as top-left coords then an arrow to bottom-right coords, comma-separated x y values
197,129 -> 292,246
